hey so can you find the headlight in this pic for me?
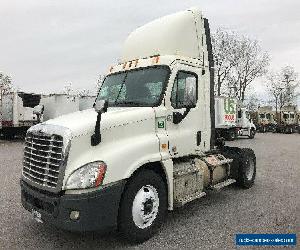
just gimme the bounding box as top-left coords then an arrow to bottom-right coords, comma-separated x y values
65,161 -> 107,190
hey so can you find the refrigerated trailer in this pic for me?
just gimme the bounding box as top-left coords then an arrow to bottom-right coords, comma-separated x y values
1,93 -> 96,138
40,94 -> 80,121
20,8 -> 256,243
0,92 -> 42,138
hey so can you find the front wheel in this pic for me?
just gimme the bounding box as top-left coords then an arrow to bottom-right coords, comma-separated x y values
248,129 -> 255,139
118,169 -> 167,243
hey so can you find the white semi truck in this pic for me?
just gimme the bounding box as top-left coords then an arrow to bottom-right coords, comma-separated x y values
256,106 -> 276,132
215,96 -> 256,140
275,105 -> 298,133
20,8 -> 256,243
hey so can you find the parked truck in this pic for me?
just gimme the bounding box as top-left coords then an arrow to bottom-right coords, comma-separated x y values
0,92 -> 43,138
215,96 -> 255,140
20,8 -> 256,243
236,107 -> 256,138
256,106 -> 276,132
275,105 -> 298,133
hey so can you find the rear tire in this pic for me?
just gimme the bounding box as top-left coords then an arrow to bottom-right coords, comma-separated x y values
118,169 -> 167,243
222,147 -> 256,189
236,148 -> 256,189
227,130 -> 237,141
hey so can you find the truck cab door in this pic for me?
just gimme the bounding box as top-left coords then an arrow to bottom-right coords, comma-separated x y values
164,64 -> 207,157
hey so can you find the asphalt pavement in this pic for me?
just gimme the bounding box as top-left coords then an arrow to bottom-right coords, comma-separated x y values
0,133 -> 299,249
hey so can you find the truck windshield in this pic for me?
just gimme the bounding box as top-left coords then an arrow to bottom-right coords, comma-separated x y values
259,114 -> 265,118
97,66 -> 170,107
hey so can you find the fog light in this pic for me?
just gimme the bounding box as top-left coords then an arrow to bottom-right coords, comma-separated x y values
70,210 -> 80,221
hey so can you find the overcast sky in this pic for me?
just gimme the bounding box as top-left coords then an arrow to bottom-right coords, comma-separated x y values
0,0 -> 299,102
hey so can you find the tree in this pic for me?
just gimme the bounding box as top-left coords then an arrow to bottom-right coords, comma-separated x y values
63,82 -> 73,95
228,37 -> 270,102
267,66 -> 299,113
281,66 -> 299,105
0,72 -> 13,96
212,29 -> 239,96
244,92 -> 262,112
77,89 -> 90,97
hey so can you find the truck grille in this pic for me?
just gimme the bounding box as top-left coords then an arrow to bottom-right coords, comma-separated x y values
23,132 -> 64,188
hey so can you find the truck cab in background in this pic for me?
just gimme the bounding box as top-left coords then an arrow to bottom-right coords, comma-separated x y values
236,107 -> 256,138
256,106 -> 276,132
275,105 -> 298,133
20,8 -> 256,243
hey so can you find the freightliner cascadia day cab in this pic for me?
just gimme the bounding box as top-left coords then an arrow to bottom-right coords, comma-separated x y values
20,8 -> 256,243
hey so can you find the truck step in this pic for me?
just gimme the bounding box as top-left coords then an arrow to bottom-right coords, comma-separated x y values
209,179 -> 236,191
175,191 -> 206,207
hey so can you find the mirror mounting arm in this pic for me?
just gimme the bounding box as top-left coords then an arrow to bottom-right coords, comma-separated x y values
91,100 -> 108,146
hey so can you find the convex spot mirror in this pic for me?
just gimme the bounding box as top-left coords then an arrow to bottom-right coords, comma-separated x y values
94,100 -> 108,113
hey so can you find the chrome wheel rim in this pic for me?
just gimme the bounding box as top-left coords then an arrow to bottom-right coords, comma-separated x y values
132,185 -> 159,229
245,158 -> 255,180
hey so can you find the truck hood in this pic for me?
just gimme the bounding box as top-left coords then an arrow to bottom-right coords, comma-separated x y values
43,107 -> 155,137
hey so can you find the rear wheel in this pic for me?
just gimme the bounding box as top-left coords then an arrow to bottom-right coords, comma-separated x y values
236,148 -> 256,188
118,169 -> 167,243
227,130 -> 237,141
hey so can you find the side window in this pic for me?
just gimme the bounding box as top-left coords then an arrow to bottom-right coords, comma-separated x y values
171,71 -> 197,109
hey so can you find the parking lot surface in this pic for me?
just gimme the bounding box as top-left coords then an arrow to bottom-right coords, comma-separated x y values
0,133 -> 299,249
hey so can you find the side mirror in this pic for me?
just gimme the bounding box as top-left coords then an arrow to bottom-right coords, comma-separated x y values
91,100 -> 108,146
94,100 -> 108,113
173,112 -> 182,124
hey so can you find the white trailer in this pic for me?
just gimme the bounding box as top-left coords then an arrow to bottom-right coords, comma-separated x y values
215,96 -> 238,140
215,96 -> 256,140
0,92 -> 42,138
0,93 -> 88,138
40,94 -> 79,121
20,8 -> 256,243
79,96 -> 96,111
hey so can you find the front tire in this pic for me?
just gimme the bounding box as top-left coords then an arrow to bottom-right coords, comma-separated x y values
118,169 -> 167,243
248,128 -> 255,139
